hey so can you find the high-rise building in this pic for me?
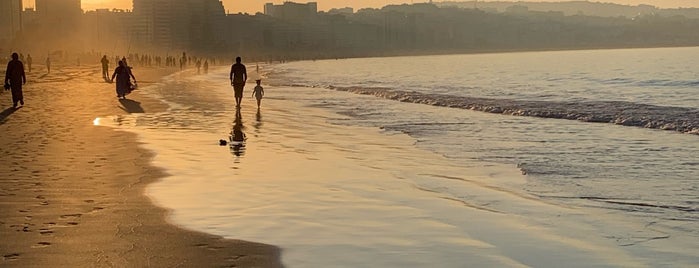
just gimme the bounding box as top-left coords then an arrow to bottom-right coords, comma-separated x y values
34,0 -> 82,42
133,0 -> 189,50
132,0 -> 225,51
264,2 -> 317,20
0,0 -> 23,44
36,0 -> 82,18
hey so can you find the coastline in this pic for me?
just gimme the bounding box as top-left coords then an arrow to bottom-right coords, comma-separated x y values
0,65 -> 282,267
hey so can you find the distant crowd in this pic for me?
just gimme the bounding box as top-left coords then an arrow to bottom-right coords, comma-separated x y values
4,50 -> 264,109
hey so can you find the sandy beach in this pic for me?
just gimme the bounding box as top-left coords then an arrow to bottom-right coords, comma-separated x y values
0,64 -> 282,267
3,53 -> 695,267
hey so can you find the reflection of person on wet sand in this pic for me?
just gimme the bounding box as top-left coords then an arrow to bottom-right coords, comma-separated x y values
229,57 -> 247,108
111,60 -> 137,99
254,107 -> 263,130
45,57 -> 50,74
229,107 -> 246,157
5,53 -> 27,109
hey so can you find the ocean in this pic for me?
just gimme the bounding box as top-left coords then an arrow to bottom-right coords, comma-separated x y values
98,47 -> 698,267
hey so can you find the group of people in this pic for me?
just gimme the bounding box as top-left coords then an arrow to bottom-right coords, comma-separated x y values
230,56 -> 264,108
100,55 -> 137,99
5,53 -> 264,109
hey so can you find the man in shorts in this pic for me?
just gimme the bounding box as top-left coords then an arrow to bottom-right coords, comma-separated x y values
229,56 -> 247,108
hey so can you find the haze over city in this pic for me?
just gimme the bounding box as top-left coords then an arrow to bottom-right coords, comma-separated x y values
21,0 -> 699,13
2,0 -> 699,267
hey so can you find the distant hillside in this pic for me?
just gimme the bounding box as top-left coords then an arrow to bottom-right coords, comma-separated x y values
437,1 -> 699,18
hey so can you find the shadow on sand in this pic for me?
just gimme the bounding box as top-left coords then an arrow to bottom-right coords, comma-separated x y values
118,99 -> 145,113
0,106 -> 20,125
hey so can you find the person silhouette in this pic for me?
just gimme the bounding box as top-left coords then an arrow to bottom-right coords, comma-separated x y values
111,60 -> 136,99
4,53 -> 27,108
229,56 -> 247,108
251,79 -> 264,108
26,54 -> 32,73
101,55 -> 110,80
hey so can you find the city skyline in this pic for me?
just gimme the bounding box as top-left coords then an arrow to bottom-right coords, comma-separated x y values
20,0 -> 699,13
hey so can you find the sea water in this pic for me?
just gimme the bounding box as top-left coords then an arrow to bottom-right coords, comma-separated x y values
98,47 -> 698,267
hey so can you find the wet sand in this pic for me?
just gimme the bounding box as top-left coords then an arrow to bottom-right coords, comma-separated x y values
0,64 -> 282,267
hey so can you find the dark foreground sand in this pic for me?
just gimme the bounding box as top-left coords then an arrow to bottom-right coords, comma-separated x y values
0,65 -> 282,267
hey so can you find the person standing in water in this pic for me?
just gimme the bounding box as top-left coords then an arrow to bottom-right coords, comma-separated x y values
110,60 -> 136,99
251,79 -> 264,108
229,56 -> 247,108
4,53 -> 27,108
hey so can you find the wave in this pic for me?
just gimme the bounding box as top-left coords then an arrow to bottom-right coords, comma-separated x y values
589,77 -> 699,88
540,195 -> 698,220
320,85 -> 699,135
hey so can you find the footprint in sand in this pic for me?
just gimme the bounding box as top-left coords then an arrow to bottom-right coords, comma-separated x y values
39,229 -> 54,236
226,255 -> 247,261
3,253 -> 20,261
31,242 -> 51,248
59,214 -> 82,220
195,243 -> 225,251
90,206 -> 104,212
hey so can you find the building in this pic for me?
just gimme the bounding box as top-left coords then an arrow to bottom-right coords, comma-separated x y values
0,0 -> 23,45
132,0 -> 225,51
83,9 -> 132,53
34,0 -> 82,45
328,7 -> 353,15
264,2 -> 317,20
133,0 -> 189,51
35,0 -> 82,18
188,0 -> 227,51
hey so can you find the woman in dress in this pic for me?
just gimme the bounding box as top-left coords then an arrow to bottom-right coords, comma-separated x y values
110,60 -> 136,99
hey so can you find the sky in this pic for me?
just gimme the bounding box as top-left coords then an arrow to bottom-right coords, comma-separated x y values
21,0 -> 699,13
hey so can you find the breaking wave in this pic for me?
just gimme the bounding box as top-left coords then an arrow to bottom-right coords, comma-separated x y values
322,85 -> 699,135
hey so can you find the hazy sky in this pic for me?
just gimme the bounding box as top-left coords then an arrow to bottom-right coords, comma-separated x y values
21,0 -> 699,13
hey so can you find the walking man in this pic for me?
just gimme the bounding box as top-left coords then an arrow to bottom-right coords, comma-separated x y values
5,53 -> 27,108
229,56 -> 247,108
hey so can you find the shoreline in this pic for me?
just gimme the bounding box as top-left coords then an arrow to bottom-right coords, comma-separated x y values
0,65 -> 282,267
